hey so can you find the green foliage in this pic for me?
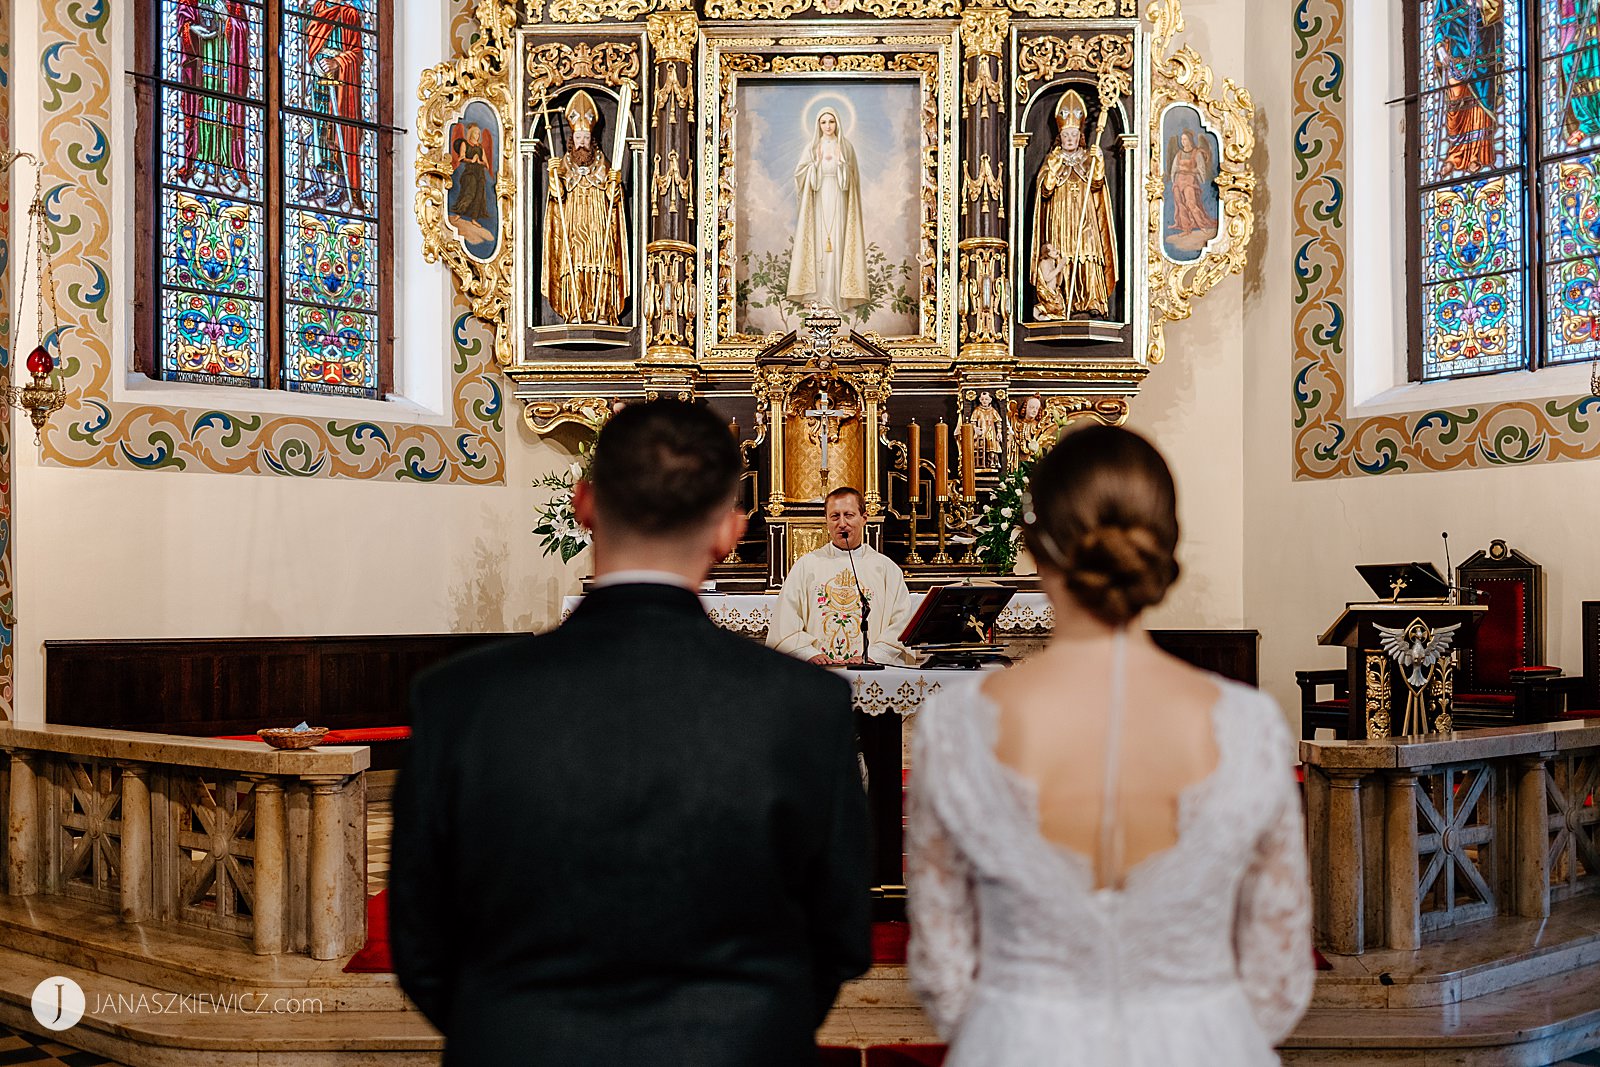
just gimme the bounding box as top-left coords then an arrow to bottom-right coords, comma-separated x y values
532,419 -> 603,564
738,236 -> 918,331
972,460 -> 1032,575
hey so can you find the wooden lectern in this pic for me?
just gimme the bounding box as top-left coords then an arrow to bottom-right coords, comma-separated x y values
1320,602 -> 1488,738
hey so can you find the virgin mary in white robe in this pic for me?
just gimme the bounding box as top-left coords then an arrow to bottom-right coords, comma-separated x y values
786,107 -> 869,313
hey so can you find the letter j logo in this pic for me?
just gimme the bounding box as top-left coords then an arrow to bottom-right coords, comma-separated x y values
31,977 -> 86,1031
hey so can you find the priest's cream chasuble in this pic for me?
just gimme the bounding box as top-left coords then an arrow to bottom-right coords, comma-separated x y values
768,544 -> 914,666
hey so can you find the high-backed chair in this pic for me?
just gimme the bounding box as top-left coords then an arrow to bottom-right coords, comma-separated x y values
1567,601 -> 1600,718
1453,540 -> 1551,726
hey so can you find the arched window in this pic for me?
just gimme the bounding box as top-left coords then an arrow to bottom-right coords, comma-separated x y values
135,1 -> 393,398
1407,0 -> 1600,381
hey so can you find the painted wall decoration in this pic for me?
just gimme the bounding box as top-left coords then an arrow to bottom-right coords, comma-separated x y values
733,78 -> 923,336
34,0 -> 503,482
447,98 -> 502,261
1,0 -> 14,720
1292,0 -> 1600,477
1158,103 -> 1220,262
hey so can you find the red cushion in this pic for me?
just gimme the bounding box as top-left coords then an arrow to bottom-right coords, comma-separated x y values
342,890 -> 390,973
1466,580 -> 1528,686
1454,692 -> 1516,707
215,726 -> 412,745
865,1046 -> 947,1067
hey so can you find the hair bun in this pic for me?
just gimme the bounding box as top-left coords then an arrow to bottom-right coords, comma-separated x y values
1064,524 -> 1178,626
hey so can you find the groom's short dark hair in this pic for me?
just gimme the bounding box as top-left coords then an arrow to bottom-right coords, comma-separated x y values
589,399 -> 742,535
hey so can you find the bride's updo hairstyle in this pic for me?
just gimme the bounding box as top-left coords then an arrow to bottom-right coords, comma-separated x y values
1021,424 -> 1180,627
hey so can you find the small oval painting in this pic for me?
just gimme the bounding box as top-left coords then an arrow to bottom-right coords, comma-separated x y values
447,98 -> 501,262
1159,104 -> 1222,263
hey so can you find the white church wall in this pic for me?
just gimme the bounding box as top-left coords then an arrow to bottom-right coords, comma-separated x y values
7,2 -> 583,724
1239,0 -> 1600,726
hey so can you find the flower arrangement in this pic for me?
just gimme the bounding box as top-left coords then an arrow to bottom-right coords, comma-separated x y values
971,458 -> 1033,574
532,426 -> 600,563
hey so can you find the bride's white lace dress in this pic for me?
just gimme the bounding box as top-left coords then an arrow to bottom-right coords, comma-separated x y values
907,669 -> 1313,1066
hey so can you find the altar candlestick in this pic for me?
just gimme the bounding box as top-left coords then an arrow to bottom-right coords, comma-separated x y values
729,417 -> 739,439
908,421 -> 922,502
961,423 -> 976,498
934,421 -> 949,499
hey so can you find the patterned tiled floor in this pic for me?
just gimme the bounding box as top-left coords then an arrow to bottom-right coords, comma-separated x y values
0,1024 -> 125,1066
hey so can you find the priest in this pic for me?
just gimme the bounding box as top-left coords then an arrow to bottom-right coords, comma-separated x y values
768,487 -> 915,666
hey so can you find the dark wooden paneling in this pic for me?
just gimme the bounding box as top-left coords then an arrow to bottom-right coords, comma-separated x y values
1149,629 -> 1259,687
45,634 -> 517,739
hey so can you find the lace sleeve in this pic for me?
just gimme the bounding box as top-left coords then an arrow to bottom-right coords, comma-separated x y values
906,713 -> 979,1039
1233,707 -> 1314,1045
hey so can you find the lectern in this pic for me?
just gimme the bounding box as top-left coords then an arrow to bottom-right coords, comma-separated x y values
1320,600 -> 1488,738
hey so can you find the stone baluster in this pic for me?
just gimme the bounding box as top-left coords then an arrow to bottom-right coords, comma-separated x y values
5,749 -> 39,896
305,775 -> 350,961
957,2 -> 1010,364
1325,769 -> 1368,955
251,776 -> 287,955
1383,770 -> 1421,951
642,3 -> 698,371
116,762 -> 153,923
1513,754 -> 1552,919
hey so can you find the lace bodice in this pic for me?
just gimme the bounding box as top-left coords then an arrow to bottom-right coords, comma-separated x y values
906,671 -> 1313,1066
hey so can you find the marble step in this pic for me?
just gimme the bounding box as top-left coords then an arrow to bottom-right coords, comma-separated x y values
1286,955 -> 1600,1066
1314,896 -> 1600,1009
0,943 -> 442,1067
0,896 -> 404,1010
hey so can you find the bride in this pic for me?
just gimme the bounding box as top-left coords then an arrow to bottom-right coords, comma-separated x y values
907,425 -> 1312,1066
787,107 -> 869,313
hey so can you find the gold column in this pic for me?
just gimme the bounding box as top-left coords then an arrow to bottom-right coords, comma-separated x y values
957,3 -> 1010,365
643,6 -> 698,368
1364,651 -> 1392,739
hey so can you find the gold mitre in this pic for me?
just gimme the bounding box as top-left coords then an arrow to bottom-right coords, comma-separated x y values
565,90 -> 600,133
1055,90 -> 1088,132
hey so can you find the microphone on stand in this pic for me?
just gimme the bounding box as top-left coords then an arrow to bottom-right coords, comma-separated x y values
1441,531 -> 1455,604
847,543 -> 885,671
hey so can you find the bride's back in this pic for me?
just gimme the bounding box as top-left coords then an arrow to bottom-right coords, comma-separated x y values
985,635 -> 1222,889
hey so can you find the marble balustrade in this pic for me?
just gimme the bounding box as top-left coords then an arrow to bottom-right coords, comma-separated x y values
0,723 -> 369,960
1302,719 -> 1600,956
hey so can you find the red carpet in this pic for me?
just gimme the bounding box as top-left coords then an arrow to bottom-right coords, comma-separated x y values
347,892 -> 912,974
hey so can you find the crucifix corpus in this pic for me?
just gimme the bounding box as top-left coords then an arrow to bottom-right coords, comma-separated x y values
805,388 -> 852,488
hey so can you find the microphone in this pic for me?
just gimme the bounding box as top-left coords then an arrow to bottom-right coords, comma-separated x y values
1441,531 -> 1454,604
846,542 -> 885,671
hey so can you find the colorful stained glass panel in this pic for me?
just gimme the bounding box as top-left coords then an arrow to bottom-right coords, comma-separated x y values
159,89 -> 265,198
282,304 -> 379,397
285,210 -> 376,311
1421,272 -> 1525,378
280,11 -> 378,126
283,0 -> 380,30
1418,75 -> 1524,183
159,288 -> 266,386
160,189 -> 265,296
1539,0 -> 1600,154
1421,175 -> 1523,282
1545,258 -> 1600,363
282,114 -> 378,217
160,0 -> 267,103
1420,0 -> 1523,93
1543,153 -> 1600,258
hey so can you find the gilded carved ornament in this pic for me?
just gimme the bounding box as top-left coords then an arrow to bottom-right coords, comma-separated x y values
1144,0 -> 1257,365
961,6 -> 1009,58
547,0 -> 652,24
647,11 -> 698,63
653,63 -> 694,126
1008,0 -> 1117,17
414,0 -> 520,367
524,41 -> 642,104
1014,33 -> 1134,102
523,396 -> 616,435
704,0 -> 954,18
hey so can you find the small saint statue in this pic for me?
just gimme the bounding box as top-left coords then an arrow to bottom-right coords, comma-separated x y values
542,90 -> 629,325
969,391 -> 1004,470
1029,90 -> 1119,321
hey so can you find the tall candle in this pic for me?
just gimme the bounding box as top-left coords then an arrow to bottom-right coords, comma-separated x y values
934,420 -> 949,500
961,422 -> 976,498
908,421 -> 922,502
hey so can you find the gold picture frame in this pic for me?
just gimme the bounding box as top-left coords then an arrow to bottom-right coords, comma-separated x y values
697,27 -> 960,366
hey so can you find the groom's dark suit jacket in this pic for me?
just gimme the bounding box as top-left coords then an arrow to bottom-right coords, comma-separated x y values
391,582 -> 871,1066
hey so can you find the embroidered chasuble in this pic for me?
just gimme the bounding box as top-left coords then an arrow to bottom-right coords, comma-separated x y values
768,543 -> 914,665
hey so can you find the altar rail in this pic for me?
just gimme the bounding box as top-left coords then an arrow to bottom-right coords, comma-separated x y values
1301,719 -> 1600,955
0,724 -> 368,960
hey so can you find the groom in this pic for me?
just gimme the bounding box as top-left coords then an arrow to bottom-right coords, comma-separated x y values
390,399 -> 870,1066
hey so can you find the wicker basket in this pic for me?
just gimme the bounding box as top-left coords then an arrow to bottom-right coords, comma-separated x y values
257,727 -> 330,750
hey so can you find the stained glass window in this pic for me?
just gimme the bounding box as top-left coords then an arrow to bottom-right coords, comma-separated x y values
144,1 -> 390,399
1411,0 -> 1600,378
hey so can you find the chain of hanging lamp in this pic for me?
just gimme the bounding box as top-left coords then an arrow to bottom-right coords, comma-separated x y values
1,149 -> 68,443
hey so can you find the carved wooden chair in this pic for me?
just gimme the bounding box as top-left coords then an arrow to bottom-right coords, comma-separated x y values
1452,540 -> 1555,726
1295,668 -> 1349,740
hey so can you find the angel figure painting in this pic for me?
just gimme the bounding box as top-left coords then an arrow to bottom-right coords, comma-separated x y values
1160,105 -> 1221,262
447,99 -> 501,261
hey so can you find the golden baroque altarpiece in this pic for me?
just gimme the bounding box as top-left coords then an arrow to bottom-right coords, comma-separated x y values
416,0 -> 1254,588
